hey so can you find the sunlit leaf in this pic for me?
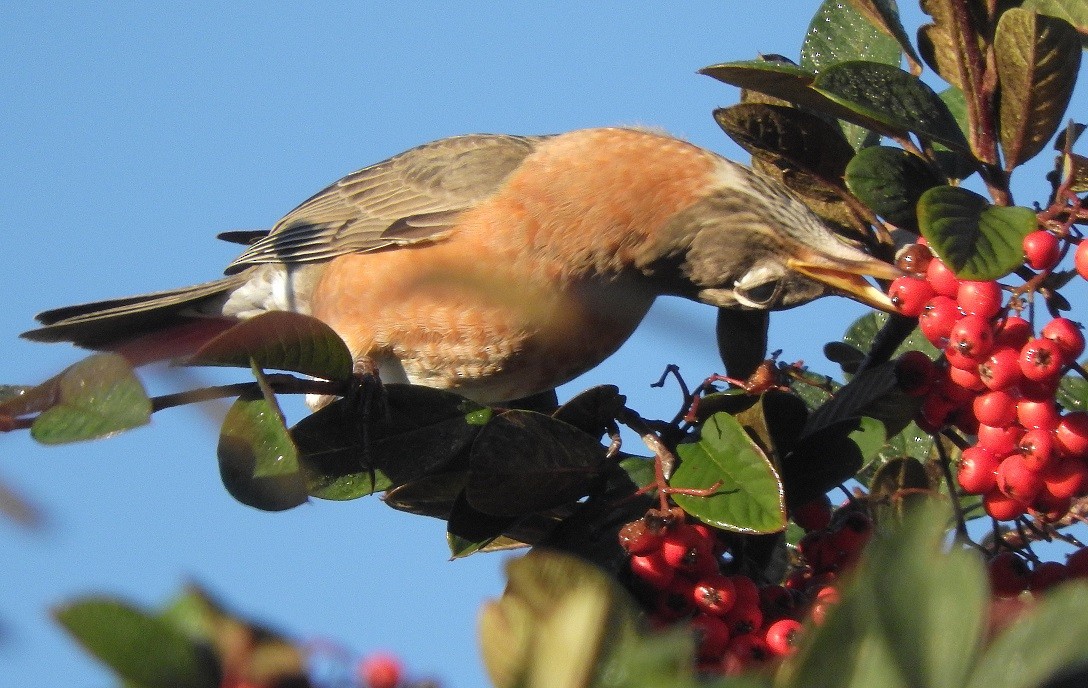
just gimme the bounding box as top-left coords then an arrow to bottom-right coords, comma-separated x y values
30,353 -> 151,444
813,61 -> 970,151
189,310 -> 353,380
55,597 -> 220,688
918,186 -> 1037,280
672,412 -> 787,534
996,8 -> 1082,169
845,146 -> 943,229
844,0 -> 924,65
1022,0 -> 1088,47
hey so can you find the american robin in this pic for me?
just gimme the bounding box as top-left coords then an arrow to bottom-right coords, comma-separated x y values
23,127 -> 899,403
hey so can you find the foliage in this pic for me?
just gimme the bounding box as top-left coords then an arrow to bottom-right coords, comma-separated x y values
6,0 -> 1088,686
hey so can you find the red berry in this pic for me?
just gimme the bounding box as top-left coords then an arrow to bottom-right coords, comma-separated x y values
957,446 -> 1001,494
1018,428 -> 1055,471
994,316 -> 1033,350
1023,230 -> 1062,271
721,634 -> 772,675
958,280 -> 1004,319
988,551 -> 1030,597
618,519 -> 662,555
997,454 -> 1044,503
1017,398 -> 1060,431
896,242 -> 933,276
926,258 -> 961,297
1041,317 -> 1085,364
948,314 -> 994,362
972,389 -> 1018,427
722,595 -> 764,637
1067,547 -> 1088,578
792,495 -> 833,532
888,276 -> 936,317
979,346 -> 1024,391
661,523 -> 713,571
359,653 -> 403,688
947,364 -> 986,392
984,488 -> 1027,520
1020,338 -> 1065,382
1041,458 -> 1088,499
764,618 -> 803,657
977,423 -> 1024,455
1076,241 -> 1088,281
730,574 -> 760,608
1029,561 -> 1069,592
629,551 -> 674,588
691,613 -> 731,659
918,295 -> 962,346
656,577 -> 697,620
693,574 -> 738,616
1055,412 -> 1088,459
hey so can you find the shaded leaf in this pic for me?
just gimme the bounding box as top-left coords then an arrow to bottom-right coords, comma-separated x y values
967,582 -> 1088,688
813,61 -> 971,151
466,410 -> 607,518
55,597 -> 220,688
189,311 -> 353,380
713,103 -> 856,180
552,385 -> 625,440
293,384 -> 486,500
716,308 -> 770,380
845,146 -> 943,229
996,8 -> 1082,169
918,186 -> 1037,280
672,412 -> 787,534
383,470 -> 468,519
447,491 -> 515,558
218,391 -> 307,511
30,353 -> 151,444
843,311 -> 941,360
781,416 -> 885,507
1023,0 -> 1088,47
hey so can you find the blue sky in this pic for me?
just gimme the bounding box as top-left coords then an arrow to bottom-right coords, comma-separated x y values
2,3 -> 1085,687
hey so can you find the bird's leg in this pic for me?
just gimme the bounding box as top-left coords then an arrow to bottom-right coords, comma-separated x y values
616,406 -> 722,511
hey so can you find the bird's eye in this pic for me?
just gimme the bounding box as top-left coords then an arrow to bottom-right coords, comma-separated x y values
734,278 -> 782,308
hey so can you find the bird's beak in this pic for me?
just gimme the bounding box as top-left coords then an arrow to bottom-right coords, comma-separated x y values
788,253 -> 902,312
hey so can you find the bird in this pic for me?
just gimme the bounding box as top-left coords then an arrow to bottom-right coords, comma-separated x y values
22,127 -> 900,405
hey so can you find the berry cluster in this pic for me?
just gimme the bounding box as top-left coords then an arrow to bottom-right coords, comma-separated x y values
619,498 -> 866,675
888,240 -> 1088,523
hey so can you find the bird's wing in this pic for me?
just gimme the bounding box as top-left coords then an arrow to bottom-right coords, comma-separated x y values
223,134 -> 546,274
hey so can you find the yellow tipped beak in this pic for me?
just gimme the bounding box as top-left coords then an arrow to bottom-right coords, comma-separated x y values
788,255 -> 902,312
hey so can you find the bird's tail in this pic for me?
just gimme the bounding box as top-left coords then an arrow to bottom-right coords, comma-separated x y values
21,275 -> 249,365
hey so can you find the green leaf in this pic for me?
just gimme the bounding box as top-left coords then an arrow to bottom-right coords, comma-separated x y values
918,186 -> 1037,280
966,582 -> 1088,688
845,146 -> 943,229
934,86 -> 978,180
466,410 -> 608,517
801,0 -> 903,148
843,0 -> 924,66
781,502 -> 988,688
55,597 -> 220,688
672,412 -> 787,534
843,311 -> 941,360
479,551 -> 644,688
30,353 -> 151,444
1022,0 -> 1088,47
995,8 -> 1083,169
781,416 -> 885,507
218,390 -> 307,511
813,61 -> 971,152
188,310 -> 353,380
1058,368 -> 1088,411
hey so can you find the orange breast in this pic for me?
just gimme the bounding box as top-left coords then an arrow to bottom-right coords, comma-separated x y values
309,128 -> 720,402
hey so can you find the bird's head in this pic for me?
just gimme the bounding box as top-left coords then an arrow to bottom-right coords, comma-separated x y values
644,159 -> 901,312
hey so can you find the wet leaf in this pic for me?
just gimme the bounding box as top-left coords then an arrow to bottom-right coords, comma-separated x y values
55,597 -> 220,688
845,146 -> 943,229
844,0 -> 924,65
996,8 -> 1082,169
813,61 -> 971,151
30,353 -> 151,444
189,310 -> 353,380
218,391 -> 307,511
918,186 -> 1037,280
672,412 -> 787,534
466,410 -> 607,518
